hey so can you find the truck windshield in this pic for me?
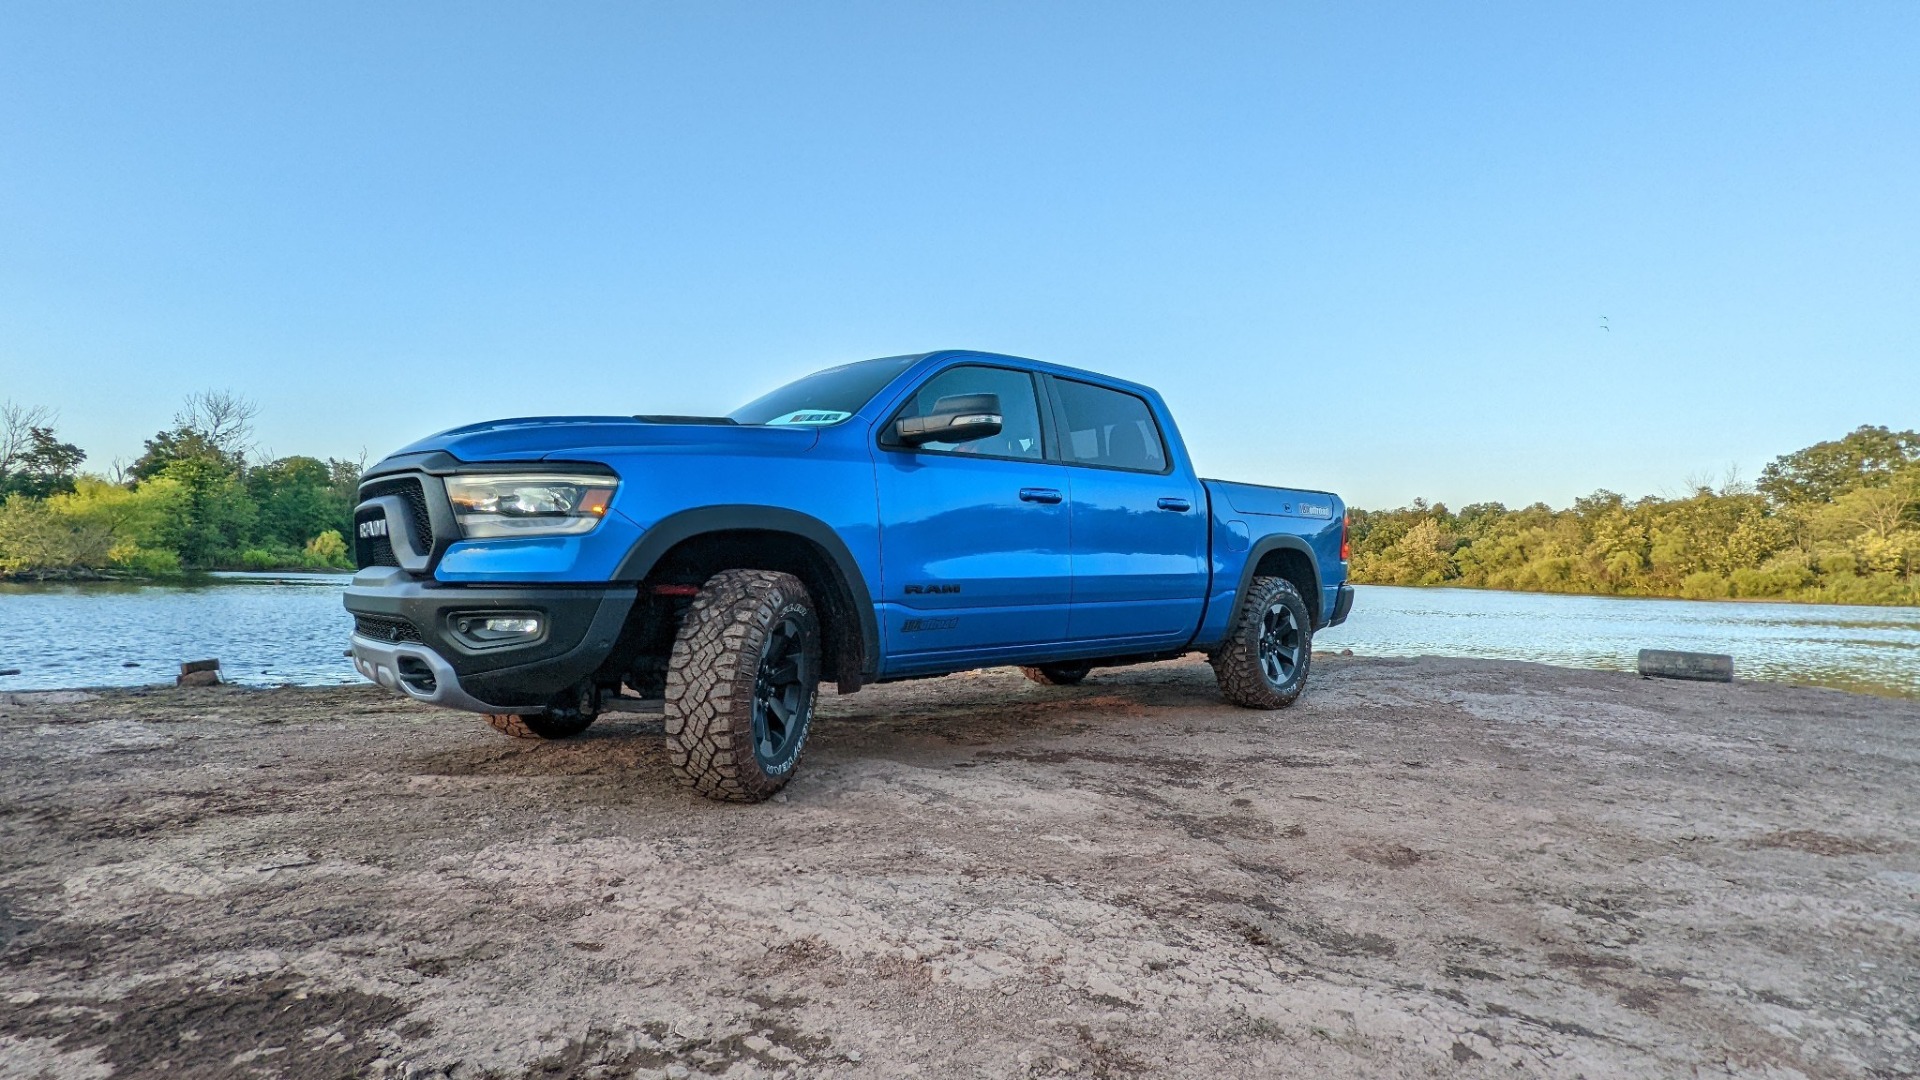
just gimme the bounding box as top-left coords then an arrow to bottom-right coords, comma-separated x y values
728,355 -> 919,426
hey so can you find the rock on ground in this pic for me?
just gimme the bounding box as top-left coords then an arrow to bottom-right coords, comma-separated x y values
0,656 -> 1915,1079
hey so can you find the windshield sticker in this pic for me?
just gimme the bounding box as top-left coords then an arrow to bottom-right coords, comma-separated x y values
764,410 -> 852,426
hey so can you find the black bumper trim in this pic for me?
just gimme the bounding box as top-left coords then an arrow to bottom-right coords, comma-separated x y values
1328,583 -> 1355,627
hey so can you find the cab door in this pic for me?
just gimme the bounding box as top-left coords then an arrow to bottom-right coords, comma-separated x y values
874,364 -> 1072,672
1047,375 -> 1210,646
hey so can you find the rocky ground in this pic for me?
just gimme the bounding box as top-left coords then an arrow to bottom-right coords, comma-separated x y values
1,656 -> 1916,1079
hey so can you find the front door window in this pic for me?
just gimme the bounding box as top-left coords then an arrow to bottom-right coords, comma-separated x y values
892,365 -> 1045,460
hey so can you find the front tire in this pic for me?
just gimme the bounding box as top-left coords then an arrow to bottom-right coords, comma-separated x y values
1212,576 -> 1313,709
664,569 -> 821,803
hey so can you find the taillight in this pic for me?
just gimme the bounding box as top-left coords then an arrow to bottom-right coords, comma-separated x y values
1340,513 -> 1351,561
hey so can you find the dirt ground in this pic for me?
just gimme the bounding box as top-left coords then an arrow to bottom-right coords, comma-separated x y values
1,656 -> 1916,1080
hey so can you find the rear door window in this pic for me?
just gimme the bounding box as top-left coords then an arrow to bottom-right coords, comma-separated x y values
1053,379 -> 1169,473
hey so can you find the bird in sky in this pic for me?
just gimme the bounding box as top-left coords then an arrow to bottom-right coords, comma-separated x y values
1600,316 -> 1610,332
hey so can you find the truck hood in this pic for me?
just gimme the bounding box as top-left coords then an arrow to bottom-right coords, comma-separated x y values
388,416 -> 821,463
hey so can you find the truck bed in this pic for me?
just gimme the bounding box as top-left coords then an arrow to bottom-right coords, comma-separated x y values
1201,479 -> 1339,523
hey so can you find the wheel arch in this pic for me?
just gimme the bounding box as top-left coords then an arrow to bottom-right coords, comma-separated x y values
613,506 -> 878,690
1239,536 -> 1326,629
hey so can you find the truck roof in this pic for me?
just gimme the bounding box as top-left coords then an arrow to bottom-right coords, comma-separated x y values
915,350 -> 1164,400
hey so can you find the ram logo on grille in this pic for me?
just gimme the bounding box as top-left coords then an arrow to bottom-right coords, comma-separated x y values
358,517 -> 389,540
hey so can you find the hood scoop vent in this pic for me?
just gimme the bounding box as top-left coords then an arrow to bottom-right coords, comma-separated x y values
632,414 -> 739,425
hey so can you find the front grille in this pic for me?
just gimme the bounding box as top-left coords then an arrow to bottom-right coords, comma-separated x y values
353,613 -> 424,644
358,533 -> 398,568
362,476 -> 434,549
354,474 -> 436,570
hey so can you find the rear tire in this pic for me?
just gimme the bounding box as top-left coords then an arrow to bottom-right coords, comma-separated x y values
664,569 -> 820,803
1021,662 -> 1092,686
1212,576 -> 1313,709
484,683 -> 599,739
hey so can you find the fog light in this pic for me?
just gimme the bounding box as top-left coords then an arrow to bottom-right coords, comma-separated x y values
451,612 -> 544,647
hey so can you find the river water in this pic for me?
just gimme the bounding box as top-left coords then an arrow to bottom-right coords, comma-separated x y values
1316,586 -> 1920,698
1,577 -> 1916,697
0,573 -> 361,691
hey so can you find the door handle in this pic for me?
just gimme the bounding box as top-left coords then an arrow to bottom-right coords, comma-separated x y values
1156,497 -> 1192,512
1019,488 -> 1064,504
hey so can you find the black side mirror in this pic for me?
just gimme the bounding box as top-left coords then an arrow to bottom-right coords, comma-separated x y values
893,393 -> 1004,447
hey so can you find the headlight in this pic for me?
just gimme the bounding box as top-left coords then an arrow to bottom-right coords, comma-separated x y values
444,473 -> 617,538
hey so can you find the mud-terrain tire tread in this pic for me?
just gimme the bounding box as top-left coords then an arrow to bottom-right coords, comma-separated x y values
1021,663 -> 1092,686
664,569 -> 819,803
483,710 -> 594,740
1212,575 -> 1313,709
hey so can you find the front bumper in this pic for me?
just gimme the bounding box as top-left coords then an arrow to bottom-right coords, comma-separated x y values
349,633 -> 526,713
344,567 -> 637,712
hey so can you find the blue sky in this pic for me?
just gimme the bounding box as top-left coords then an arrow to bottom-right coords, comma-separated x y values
2,2 -> 1915,509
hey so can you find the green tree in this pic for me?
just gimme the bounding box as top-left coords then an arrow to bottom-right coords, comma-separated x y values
129,428 -> 241,478
150,456 -> 257,568
49,477 -> 188,575
0,402 -> 86,499
1810,464 -> 1920,579
0,426 -> 86,498
304,529 -> 351,568
1757,425 -> 1920,505
0,495 -> 109,573
248,455 -> 353,549
120,392 -> 266,568
129,391 -> 258,481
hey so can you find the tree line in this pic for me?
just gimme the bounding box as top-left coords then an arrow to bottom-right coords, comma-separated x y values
5,398 -> 1917,605
0,393 -> 361,578
1349,425 -> 1920,606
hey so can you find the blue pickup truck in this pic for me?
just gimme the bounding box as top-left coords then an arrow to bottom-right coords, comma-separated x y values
344,351 -> 1352,801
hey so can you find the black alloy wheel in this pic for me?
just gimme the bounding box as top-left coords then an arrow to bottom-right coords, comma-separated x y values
1258,601 -> 1303,687
751,614 -> 813,770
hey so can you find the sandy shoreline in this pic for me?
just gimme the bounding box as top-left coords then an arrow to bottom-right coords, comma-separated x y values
2,656 -> 1915,1078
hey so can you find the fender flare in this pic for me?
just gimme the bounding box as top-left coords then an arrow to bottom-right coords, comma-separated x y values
1234,535 -> 1327,630
612,505 -> 880,680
